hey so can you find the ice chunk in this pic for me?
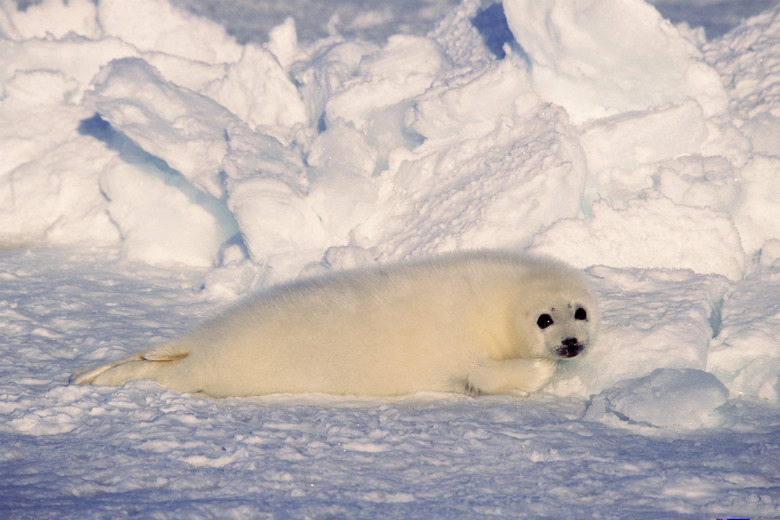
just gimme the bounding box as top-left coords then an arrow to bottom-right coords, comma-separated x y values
203,43 -> 307,130
0,71 -> 119,246
0,36 -> 139,103
226,176 -> 327,279
85,58 -> 232,199
733,155 -> 780,254
0,0 -> 100,40
708,269 -> 780,401
266,17 -> 299,71
531,197 -> 746,280
579,100 -> 709,207
369,101 -> 586,259
325,35 -> 447,130
305,120 -> 378,243
352,57 -> 585,259
99,157 -> 238,268
503,0 -> 727,123
96,0 -> 242,64
704,4 -> 780,124
655,155 -> 743,215
585,368 -> 729,429
292,40 -> 379,127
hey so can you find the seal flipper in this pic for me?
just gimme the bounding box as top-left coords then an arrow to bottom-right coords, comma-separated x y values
69,343 -> 189,387
465,358 -> 556,395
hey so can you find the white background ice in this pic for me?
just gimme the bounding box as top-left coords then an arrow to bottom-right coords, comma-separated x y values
1,0 -> 780,518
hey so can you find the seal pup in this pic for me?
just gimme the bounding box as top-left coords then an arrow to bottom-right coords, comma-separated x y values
70,250 -> 597,397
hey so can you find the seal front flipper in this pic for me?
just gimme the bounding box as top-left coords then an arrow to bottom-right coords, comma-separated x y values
69,343 -> 188,387
466,358 -> 556,395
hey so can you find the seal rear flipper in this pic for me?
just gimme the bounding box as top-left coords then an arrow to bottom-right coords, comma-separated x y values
69,343 -> 189,387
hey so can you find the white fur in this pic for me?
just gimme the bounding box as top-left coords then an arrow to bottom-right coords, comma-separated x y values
70,251 -> 598,397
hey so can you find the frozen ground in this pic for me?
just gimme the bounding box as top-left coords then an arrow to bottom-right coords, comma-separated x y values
2,0 -> 780,518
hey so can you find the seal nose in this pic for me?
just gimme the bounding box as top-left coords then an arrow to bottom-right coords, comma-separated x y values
557,337 -> 583,358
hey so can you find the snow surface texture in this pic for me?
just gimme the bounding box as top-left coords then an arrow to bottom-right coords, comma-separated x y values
1,0 -> 780,518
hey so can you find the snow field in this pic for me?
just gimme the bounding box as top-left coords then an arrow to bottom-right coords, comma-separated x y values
2,0 -> 780,517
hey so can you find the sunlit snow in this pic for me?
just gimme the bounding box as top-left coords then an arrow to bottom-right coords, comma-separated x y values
1,0 -> 780,518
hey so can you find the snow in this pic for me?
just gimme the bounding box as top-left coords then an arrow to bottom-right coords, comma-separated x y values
2,0 -> 780,517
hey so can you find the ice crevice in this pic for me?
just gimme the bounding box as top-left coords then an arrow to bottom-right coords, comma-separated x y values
77,112 -> 235,211
708,292 -> 725,339
77,112 -> 241,268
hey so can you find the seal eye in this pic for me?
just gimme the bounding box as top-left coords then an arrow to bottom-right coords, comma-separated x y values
537,314 -> 554,329
574,307 -> 587,321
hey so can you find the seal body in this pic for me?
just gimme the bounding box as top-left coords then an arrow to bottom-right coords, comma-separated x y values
70,251 -> 598,397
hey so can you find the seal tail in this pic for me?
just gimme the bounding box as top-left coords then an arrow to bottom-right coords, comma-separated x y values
69,343 -> 189,387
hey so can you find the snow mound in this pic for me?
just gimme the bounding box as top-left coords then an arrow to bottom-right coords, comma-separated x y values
586,368 -> 729,429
